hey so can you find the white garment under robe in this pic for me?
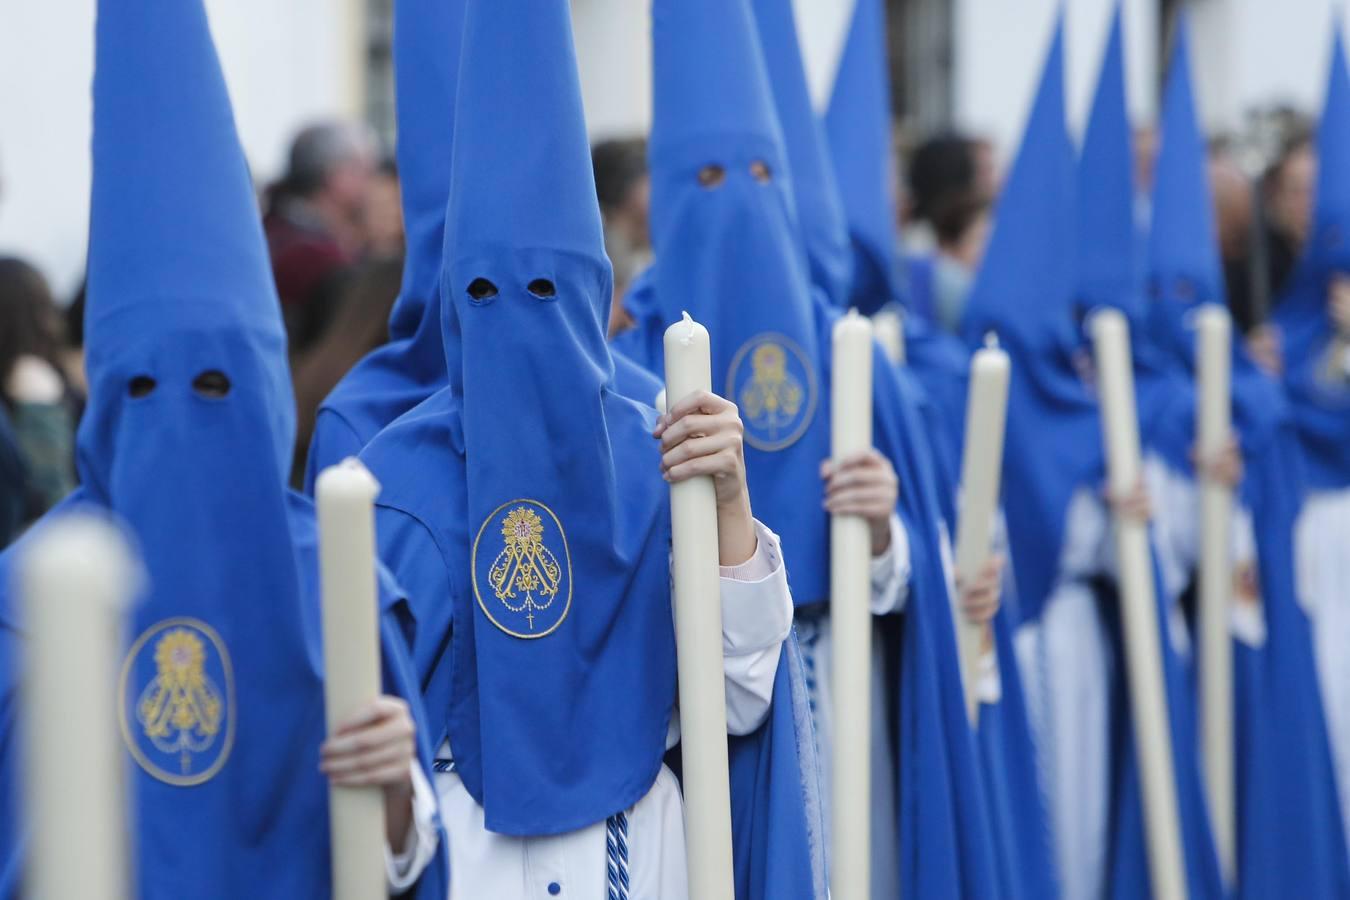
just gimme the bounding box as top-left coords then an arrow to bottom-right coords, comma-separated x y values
1295,487 -> 1350,860
795,513 -> 915,900
399,519 -> 794,899
1018,459 -> 1264,900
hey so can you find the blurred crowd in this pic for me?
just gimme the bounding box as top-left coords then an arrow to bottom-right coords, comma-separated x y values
0,108 -> 1323,548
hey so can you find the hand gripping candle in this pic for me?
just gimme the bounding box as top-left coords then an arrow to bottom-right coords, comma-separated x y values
1195,304 -> 1235,884
1091,309 -> 1188,900
315,459 -> 386,900
663,312 -> 735,900
831,309 -> 875,900
953,335 -> 1011,725
20,513 -> 137,900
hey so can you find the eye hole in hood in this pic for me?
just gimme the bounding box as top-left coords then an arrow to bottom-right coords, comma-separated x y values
467,278 -> 500,303
527,279 -> 557,299
697,164 -> 726,189
128,375 -> 157,398
193,370 -> 231,398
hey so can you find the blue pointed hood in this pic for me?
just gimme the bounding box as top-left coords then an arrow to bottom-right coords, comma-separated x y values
388,0 -> 465,343
961,16 -> 1100,621
73,4 -> 452,897
825,0 -> 906,310
417,0 -> 674,837
1270,22 -> 1350,488
751,0 -> 854,307
963,18 -> 1077,358
1277,21 -> 1350,332
645,0 -> 833,606
649,0 -> 783,169
1312,24 -> 1350,276
85,0 -> 292,483
304,0 -> 466,488
1144,13 -> 1227,366
1078,5 -> 1144,320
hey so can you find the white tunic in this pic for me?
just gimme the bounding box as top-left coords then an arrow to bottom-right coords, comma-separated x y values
794,513 -> 912,900
406,519 -> 795,899
1014,487 -> 1115,900
1018,458 -> 1264,900
1295,486 -> 1350,859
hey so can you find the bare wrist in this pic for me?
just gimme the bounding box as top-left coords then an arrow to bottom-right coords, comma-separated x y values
716,493 -> 757,566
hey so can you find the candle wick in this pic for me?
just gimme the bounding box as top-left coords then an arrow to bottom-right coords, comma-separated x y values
678,310 -> 697,345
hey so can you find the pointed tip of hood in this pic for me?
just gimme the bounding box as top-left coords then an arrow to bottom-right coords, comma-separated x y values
650,0 -> 783,163
1148,10 -> 1224,301
964,16 -> 1077,349
824,0 -> 906,308
87,0 -> 279,344
750,0 -> 853,304
1313,20 -> 1350,267
1077,4 -> 1142,315
442,0 -> 605,266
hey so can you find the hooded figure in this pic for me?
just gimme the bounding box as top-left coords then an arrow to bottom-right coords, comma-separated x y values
748,0 -> 853,310
305,0 -> 660,493
302,0 -> 464,492
824,0 -> 971,473
616,0 -> 1006,895
964,15 -> 1221,899
822,2 -> 1055,896
0,0 -> 450,897
1271,23 -> 1350,867
1146,18 -> 1350,894
358,0 -> 815,895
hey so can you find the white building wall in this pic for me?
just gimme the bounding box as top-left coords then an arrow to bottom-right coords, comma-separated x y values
3,0 -> 1348,296
0,0 -> 363,297
954,0 -> 1159,159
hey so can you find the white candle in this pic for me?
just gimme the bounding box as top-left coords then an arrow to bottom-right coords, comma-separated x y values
1195,304 -> 1235,886
872,307 -> 906,365
315,459 -> 386,900
20,513 -> 137,900
831,309 -> 875,900
663,312 -> 735,900
953,336 -> 1010,725
1091,309 -> 1188,900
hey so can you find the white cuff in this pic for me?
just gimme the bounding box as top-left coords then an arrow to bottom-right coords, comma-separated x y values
976,645 -> 1002,706
719,520 -> 793,655
1231,599 -> 1268,648
869,513 -> 912,615
384,760 -> 440,894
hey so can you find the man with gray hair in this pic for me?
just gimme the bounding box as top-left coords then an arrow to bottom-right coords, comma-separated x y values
264,120 -> 380,352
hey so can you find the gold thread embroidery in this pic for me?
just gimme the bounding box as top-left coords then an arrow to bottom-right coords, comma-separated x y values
119,617 -> 235,787
136,628 -> 224,774
488,507 -> 563,631
739,343 -> 805,439
727,333 -> 818,451
472,499 -> 572,639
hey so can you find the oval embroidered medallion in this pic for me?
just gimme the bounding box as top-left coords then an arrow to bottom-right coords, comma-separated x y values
119,617 -> 235,786
726,332 -> 818,451
472,499 -> 573,639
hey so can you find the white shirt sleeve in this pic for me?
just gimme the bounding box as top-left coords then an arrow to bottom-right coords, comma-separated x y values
869,513 -> 912,615
384,760 -> 441,894
717,520 -> 794,736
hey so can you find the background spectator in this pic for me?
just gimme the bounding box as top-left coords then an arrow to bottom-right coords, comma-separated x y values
592,137 -> 650,336
288,256 -> 403,486
263,121 -> 380,353
0,256 -> 78,538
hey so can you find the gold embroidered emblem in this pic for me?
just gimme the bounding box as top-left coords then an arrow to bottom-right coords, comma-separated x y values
473,500 -> 572,639
119,617 -> 235,786
727,333 -> 818,451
